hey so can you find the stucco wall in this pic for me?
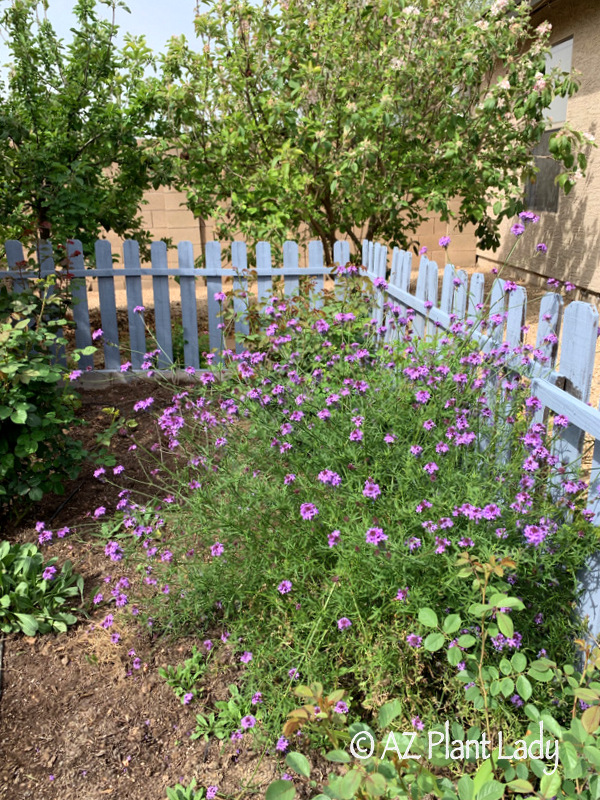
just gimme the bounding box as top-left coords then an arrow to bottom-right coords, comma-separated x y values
104,185 -> 476,270
476,0 -> 600,297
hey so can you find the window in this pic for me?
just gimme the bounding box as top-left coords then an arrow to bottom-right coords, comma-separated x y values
525,37 -> 573,213
544,37 -> 573,127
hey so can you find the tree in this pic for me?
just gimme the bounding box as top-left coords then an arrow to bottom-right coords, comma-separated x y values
0,0 -> 169,255
158,0 -> 589,264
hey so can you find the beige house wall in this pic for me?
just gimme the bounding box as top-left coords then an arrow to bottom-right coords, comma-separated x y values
476,0 -> 600,298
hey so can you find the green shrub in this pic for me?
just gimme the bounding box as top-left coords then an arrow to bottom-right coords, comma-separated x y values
0,540 -> 83,635
0,277 -> 92,514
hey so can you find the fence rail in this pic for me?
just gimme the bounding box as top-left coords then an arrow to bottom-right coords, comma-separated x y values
4,235 -> 600,630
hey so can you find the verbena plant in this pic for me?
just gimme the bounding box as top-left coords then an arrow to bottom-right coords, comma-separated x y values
95,262 -> 598,743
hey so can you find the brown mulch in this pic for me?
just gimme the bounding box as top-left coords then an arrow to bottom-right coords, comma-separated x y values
0,381 -> 285,800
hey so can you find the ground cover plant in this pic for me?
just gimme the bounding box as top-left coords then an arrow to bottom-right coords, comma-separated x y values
0,539 -> 83,635
74,256 -> 600,797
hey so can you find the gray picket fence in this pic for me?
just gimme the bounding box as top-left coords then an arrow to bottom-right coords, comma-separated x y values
4,234 -> 600,630
2,238 -> 349,370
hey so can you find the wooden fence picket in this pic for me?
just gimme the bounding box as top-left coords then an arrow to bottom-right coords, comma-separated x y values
505,286 -> 527,350
440,264 -> 455,317
68,240 -> 94,371
123,240 -> 146,370
205,241 -> 223,358
425,259 -> 439,338
37,240 -> 66,367
95,240 -> 121,370
552,301 -> 599,479
231,241 -> 250,354
281,241 -> 297,299
151,241 -> 173,368
308,240 -> 325,309
255,241 -> 274,305
454,269 -> 468,321
177,241 -> 200,370
413,255 -> 429,340
5,240 -> 29,295
467,273 -> 485,335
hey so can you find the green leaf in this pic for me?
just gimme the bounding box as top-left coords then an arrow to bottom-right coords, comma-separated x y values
14,613 -> 39,636
472,758 -> 493,796
10,406 -> 28,424
424,632 -> 445,652
265,781 -> 296,800
528,668 -> 554,683
336,769 -> 363,800
506,779 -> 534,793
559,740 -> 579,774
378,699 -> 402,729
583,745 -> 600,768
363,772 -> 386,796
324,750 -> 351,763
475,780 -> 505,800
496,612 -> 513,638
516,675 -> 532,701
443,614 -> 461,634
285,751 -> 310,778
457,775 -> 474,800
458,634 -> 476,648
418,607 -> 438,628
511,653 -> 527,673
539,770 -> 561,798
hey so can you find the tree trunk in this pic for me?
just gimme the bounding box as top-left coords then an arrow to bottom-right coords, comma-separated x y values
198,216 -> 207,258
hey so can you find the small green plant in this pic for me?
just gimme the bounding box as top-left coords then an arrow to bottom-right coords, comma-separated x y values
166,778 -> 207,800
0,540 -> 84,635
159,645 -> 209,703
190,683 -> 255,742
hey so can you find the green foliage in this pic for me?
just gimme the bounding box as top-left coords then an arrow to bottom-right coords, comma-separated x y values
158,645 -> 209,703
0,276 -> 89,513
266,595 -> 600,799
0,540 -> 83,634
101,265 -> 597,745
158,0 -> 590,258
165,778 -> 206,800
190,684 -> 257,742
0,0 -> 171,254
